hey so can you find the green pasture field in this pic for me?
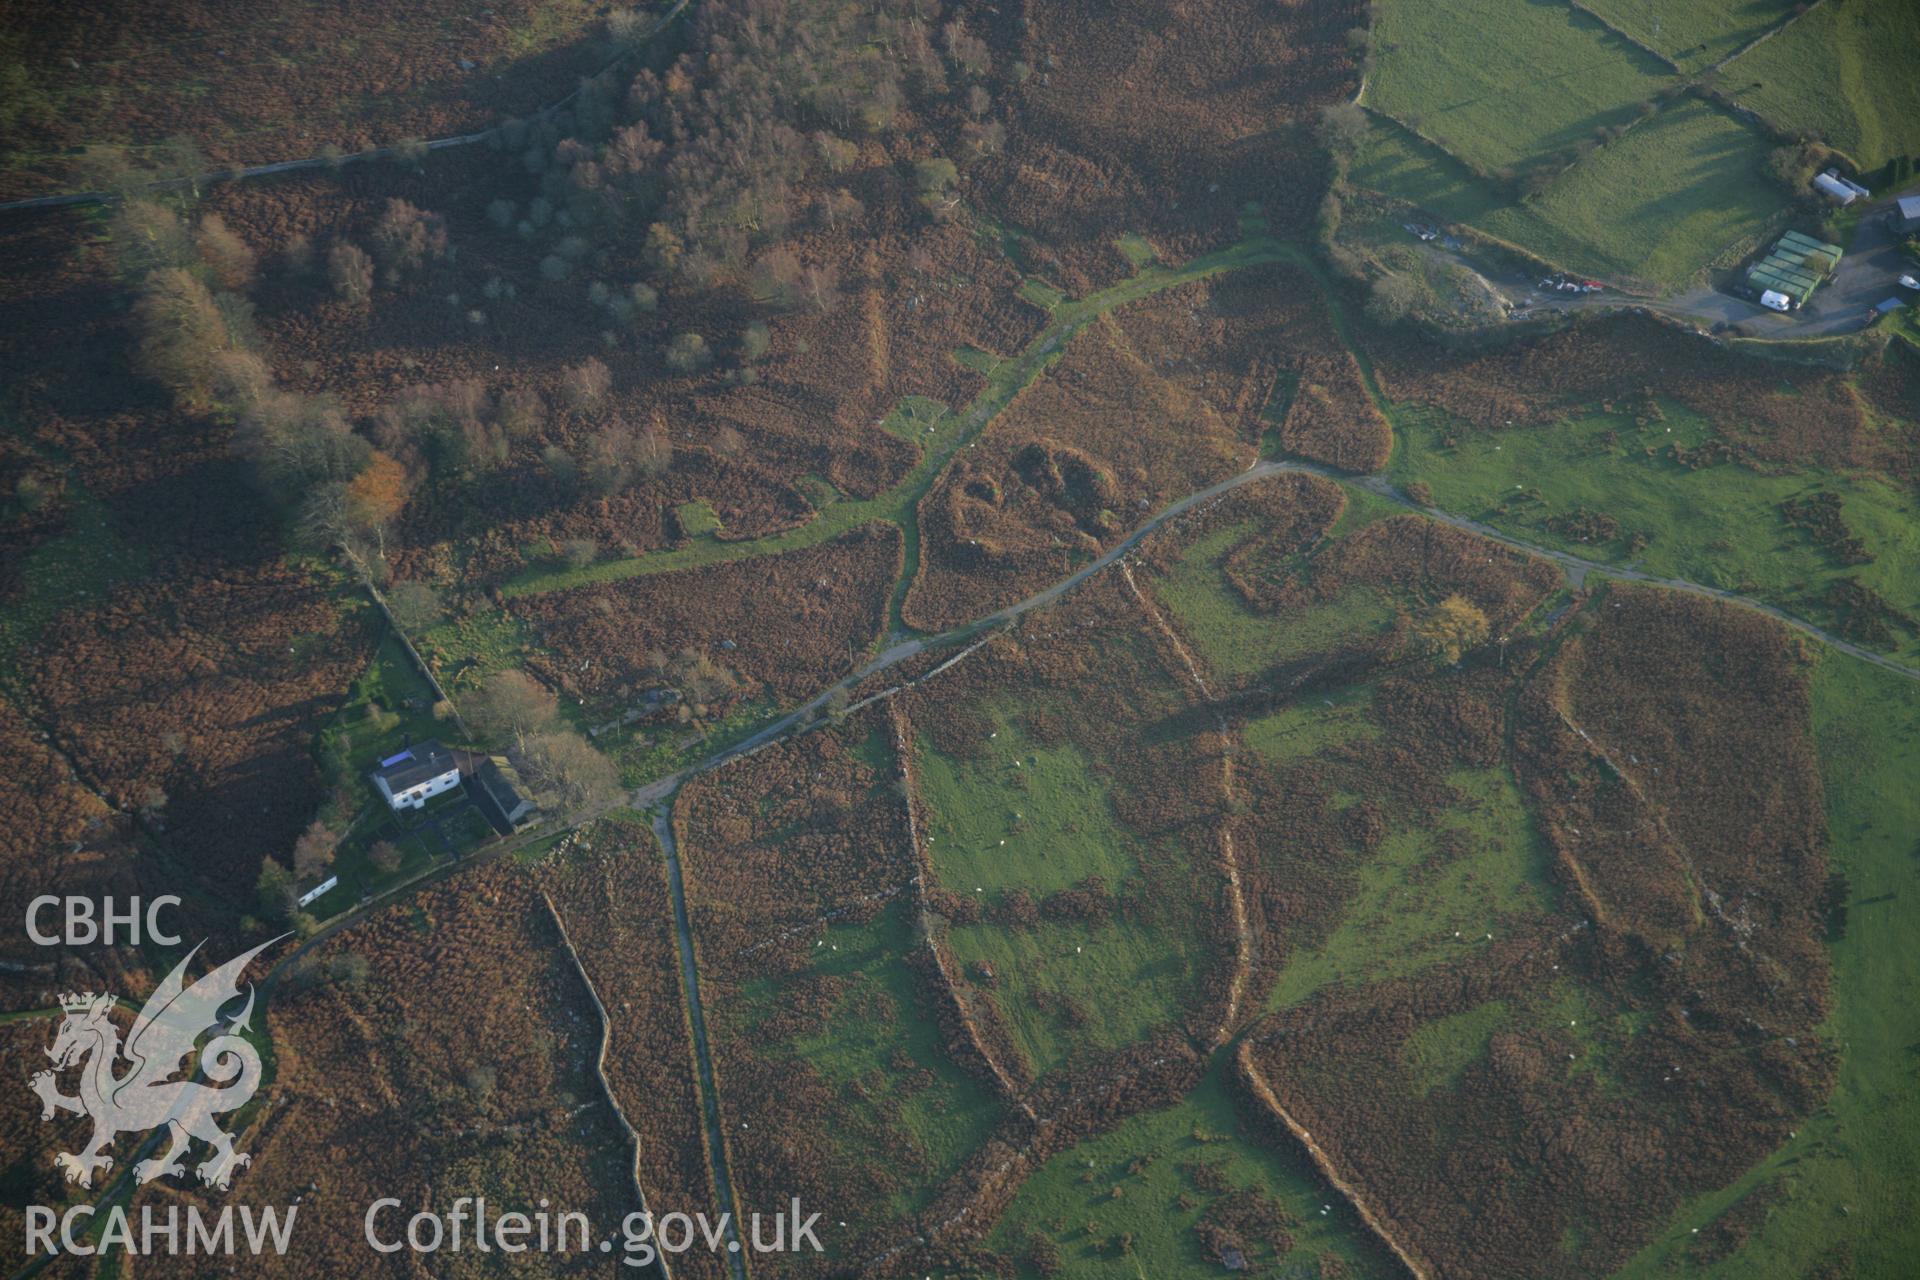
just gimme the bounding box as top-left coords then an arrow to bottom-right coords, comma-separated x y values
915,711 -> 1208,1076
1352,99 -> 1786,289
1387,400 -> 1920,661
1581,0 -> 1798,72
945,901 -> 1208,1079
414,607 -> 537,691
1242,683 -> 1379,764
1019,277 -> 1068,310
1391,976 -> 1644,1108
986,1058 -> 1392,1278
878,394 -> 957,445
1364,0 -> 1675,174
1263,765 -> 1555,1011
1612,654 -> 1920,1277
726,901 -> 1004,1224
915,717 -> 1139,897
1150,519 -> 1398,681
1476,99 -> 1787,287
1725,0 -> 1920,169
1350,115 -> 1509,228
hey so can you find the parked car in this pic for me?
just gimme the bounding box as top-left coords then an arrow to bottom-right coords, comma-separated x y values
1898,274 -> 1920,291
1760,290 -> 1793,313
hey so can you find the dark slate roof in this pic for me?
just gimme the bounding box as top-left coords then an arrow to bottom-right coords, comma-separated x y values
478,756 -> 536,815
470,756 -> 538,835
372,740 -> 459,791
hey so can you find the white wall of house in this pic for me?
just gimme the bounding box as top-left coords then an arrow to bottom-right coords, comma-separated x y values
377,768 -> 461,811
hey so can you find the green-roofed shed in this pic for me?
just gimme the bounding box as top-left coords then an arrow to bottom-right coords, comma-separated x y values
1749,256 -> 1819,288
1764,264 -> 1821,292
1778,230 -> 1841,257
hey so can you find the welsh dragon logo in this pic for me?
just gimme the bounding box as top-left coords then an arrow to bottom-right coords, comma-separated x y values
30,938 -> 279,1191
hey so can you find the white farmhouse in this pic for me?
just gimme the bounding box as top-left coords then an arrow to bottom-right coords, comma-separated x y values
370,740 -> 462,810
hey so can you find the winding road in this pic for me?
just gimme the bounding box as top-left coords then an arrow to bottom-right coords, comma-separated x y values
19,212 -> 1916,1276
12,1 -> 1916,1269
19,448 -> 1912,1280
615,452 -> 1920,1273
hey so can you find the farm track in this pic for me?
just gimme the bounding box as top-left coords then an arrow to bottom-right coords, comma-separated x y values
11,3 -> 1907,1269
504,234 -> 1304,599
21,458 -> 1902,1280
610,455 -> 1920,1279
648,809 -> 750,1280
30,223 -> 1911,1273
216,436 -> 1920,1280
1349,473 -> 1920,682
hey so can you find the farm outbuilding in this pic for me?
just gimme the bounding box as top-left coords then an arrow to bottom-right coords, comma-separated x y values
474,754 -> 539,833
1746,231 -> 1843,309
1897,196 -> 1920,232
1813,172 -> 1858,204
1776,230 -> 1843,260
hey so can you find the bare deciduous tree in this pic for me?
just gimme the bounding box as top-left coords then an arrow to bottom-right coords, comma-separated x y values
465,670 -> 561,745
195,213 -> 257,290
328,241 -> 375,304
108,199 -> 193,279
498,385 -> 546,436
385,580 -> 444,631
132,268 -> 231,405
560,358 -> 612,411
1318,102 -> 1371,155
664,332 -> 712,372
803,262 -> 841,314
369,199 -> 449,284
516,730 -> 620,814
292,820 -> 338,880
208,350 -> 274,408
235,389 -> 370,501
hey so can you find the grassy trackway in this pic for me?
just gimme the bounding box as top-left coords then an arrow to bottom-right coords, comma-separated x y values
502,235 -> 1304,599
